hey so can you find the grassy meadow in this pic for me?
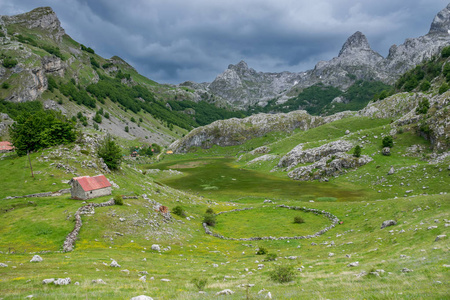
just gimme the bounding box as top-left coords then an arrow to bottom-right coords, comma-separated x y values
0,113 -> 449,299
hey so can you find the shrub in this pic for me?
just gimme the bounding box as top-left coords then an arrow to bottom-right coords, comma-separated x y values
203,213 -> 216,227
293,216 -> 305,224
90,57 -> 99,68
47,76 -> 58,92
442,46 -> 450,58
114,195 -> 123,205
93,112 -> 102,123
353,145 -> 362,158
256,246 -> 267,255
1,82 -> 9,89
265,253 -> 277,261
191,278 -> 207,291
104,112 -> 110,119
269,265 -> 295,283
172,205 -> 186,218
205,208 -> 214,214
419,80 -> 431,92
2,57 -> 17,68
416,98 -> 430,114
439,83 -> 449,94
382,136 -> 394,148
97,134 -> 122,170
125,126 -> 129,132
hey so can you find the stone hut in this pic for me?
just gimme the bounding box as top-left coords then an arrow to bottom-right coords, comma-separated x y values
69,175 -> 112,200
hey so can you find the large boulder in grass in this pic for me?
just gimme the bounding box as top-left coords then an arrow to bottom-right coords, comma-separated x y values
381,220 -> 397,229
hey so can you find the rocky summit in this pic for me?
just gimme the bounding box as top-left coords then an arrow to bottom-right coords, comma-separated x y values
190,4 -> 450,107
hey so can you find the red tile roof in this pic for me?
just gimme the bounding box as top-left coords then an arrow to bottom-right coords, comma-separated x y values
0,141 -> 14,151
73,175 -> 111,192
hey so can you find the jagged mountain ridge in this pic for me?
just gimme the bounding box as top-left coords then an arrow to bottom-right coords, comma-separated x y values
192,4 -> 450,108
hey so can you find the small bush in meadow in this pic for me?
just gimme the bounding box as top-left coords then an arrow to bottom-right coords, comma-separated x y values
114,195 -> 123,206
205,207 -> 214,214
294,216 -> 305,224
265,253 -> 277,261
191,278 -> 207,291
269,265 -> 295,283
172,205 -> 186,218
203,213 -> 216,226
256,246 -> 267,255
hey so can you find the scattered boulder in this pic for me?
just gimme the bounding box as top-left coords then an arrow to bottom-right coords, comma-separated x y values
401,268 -> 413,273
388,166 -> 395,175
151,244 -> 161,251
345,130 -> 350,135
381,220 -> 397,229
435,235 -> 446,242
0,263 -> 7,267
160,279 -> 171,282
110,260 -> 121,268
130,296 -> 153,300
382,147 -> 391,156
139,275 -> 146,283
30,255 -> 43,262
92,279 -> 107,284
42,278 -> 55,284
347,262 -> 359,267
54,278 -> 71,285
215,289 -> 234,296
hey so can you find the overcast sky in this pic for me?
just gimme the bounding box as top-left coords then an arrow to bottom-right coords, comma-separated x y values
0,0 -> 448,84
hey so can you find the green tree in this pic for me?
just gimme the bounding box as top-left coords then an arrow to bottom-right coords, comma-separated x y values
9,110 -> 76,156
419,80 -> 431,92
353,145 -> 362,158
382,136 -> 394,148
439,83 -> 449,94
416,98 -> 430,114
93,112 -> 102,123
442,46 -> 450,58
97,134 -> 122,170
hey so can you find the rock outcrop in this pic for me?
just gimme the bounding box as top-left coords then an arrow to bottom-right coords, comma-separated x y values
169,110 -> 353,153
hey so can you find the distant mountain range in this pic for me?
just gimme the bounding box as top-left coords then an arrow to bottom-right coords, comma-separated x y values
180,3 -> 450,108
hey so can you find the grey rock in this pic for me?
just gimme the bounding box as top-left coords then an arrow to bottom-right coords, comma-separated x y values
382,147 -> 391,156
42,278 -> 55,284
401,268 -> 413,273
130,296 -> 153,300
347,262 -> 359,267
54,278 -> 71,285
381,220 -> 397,229
160,279 -> 171,282
0,263 -> 7,267
151,244 -> 161,251
139,275 -> 146,282
30,255 -> 43,262
110,260 -> 120,268
215,289 -> 234,296
388,166 -> 395,175
92,279 -> 107,284
435,235 -> 446,242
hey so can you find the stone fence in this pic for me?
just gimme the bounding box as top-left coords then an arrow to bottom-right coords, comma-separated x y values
202,205 -> 340,241
62,199 -> 115,252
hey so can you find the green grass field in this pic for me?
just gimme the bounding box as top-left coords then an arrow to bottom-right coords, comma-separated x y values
0,112 -> 449,299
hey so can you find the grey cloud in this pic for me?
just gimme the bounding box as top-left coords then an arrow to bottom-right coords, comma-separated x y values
0,0 -> 448,83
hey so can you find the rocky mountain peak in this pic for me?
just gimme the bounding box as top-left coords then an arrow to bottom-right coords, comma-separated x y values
429,3 -> 450,35
228,60 -> 249,72
2,6 -> 65,42
338,31 -> 372,57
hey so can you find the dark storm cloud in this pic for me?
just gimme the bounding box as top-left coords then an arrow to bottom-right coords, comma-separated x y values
0,0 -> 448,83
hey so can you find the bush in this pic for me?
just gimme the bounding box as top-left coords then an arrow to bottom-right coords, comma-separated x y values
203,213 -> 216,227
293,216 -> 305,224
104,112 -> 110,119
114,195 -> 123,205
125,126 -> 129,132
353,145 -> 362,158
191,278 -> 207,291
416,98 -> 430,114
419,80 -> 431,92
47,76 -> 58,92
2,57 -> 17,68
1,82 -> 9,89
269,265 -> 295,283
256,246 -> 267,255
97,134 -> 122,170
172,205 -> 186,218
93,112 -> 102,123
382,136 -> 394,148
439,83 -> 449,94
205,208 -> 214,214
265,253 -> 277,261
442,46 -> 450,58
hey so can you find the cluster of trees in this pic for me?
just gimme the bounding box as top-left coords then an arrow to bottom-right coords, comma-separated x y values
9,110 -> 77,156
167,100 -> 247,126
375,46 -> 450,99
